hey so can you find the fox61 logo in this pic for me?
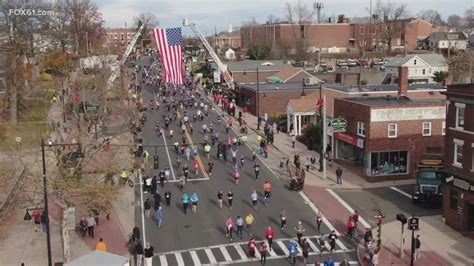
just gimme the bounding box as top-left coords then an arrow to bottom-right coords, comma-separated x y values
9,9 -> 54,16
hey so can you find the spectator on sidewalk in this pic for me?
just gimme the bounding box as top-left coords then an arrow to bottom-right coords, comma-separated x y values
40,211 -> 48,233
291,134 -> 296,148
371,248 -> 380,266
144,243 -> 154,266
364,228 -> 373,254
336,167 -> 343,185
414,235 -> 421,260
79,217 -> 87,237
86,214 -> 96,238
134,241 -> 144,266
279,158 -> 285,176
95,238 -> 107,251
323,256 -> 335,266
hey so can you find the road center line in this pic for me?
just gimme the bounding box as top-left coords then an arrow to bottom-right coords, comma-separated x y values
390,186 -> 412,199
326,188 -> 371,229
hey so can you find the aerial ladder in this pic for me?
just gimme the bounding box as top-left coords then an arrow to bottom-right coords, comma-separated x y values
182,19 -> 234,90
106,23 -> 145,91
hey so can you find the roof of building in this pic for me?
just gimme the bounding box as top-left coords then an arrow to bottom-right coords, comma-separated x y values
385,54 -> 447,67
430,31 -> 467,41
287,98 -> 318,112
323,82 -> 444,93
65,250 -> 129,266
340,96 -> 445,106
220,60 -> 293,72
241,82 -> 319,92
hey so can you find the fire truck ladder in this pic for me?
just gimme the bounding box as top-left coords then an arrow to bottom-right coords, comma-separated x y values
106,23 -> 145,91
182,19 -> 234,90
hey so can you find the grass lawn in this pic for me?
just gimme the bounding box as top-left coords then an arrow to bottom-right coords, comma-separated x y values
0,99 -> 51,151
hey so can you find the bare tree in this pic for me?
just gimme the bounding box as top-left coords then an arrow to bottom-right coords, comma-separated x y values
284,0 -> 315,61
374,0 -> 408,51
134,12 -> 159,43
464,7 -> 474,31
447,14 -> 463,30
69,0 -> 105,55
266,14 -> 280,24
449,51 -> 473,82
241,17 -> 258,27
417,10 -> 445,26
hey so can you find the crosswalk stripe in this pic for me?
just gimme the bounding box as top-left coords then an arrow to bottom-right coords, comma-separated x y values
175,253 -> 184,266
254,246 -> 261,259
276,240 -> 289,256
268,246 -> 277,257
234,245 -> 247,260
219,246 -> 232,262
204,248 -> 217,264
190,251 -> 200,265
306,239 -> 319,253
159,255 -> 168,266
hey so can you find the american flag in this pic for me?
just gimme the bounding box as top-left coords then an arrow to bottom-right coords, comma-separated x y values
152,27 -> 184,85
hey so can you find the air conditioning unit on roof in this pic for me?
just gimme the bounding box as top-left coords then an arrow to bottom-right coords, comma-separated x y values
303,76 -> 318,86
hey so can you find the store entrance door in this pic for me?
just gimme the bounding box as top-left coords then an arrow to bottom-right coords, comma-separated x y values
469,203 -> 474,231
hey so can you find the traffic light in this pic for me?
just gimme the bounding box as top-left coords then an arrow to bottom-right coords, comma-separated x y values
153,155 -> 159,169
396,213 -> 407,224
408,216 -> 419,230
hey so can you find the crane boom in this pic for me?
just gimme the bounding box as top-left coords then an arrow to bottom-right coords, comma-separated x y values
107,23 -> 145,90
183,19 -> 234,90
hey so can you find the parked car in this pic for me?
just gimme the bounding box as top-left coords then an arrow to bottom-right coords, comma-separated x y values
336,59 -> 348,67
357,59 -> 369,67
372,58 -> 384,65
78,100 -> 99,113
347,59 -> 357,67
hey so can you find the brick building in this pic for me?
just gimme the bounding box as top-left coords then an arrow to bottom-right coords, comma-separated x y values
441,84 -> 474,237
333,97 -> 446,182
105,28 -> 153,54
333,68 -> 446,181
241,17 -> 433,53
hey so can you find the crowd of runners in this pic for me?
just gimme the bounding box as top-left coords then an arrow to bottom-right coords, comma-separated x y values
125,52 -> 375,266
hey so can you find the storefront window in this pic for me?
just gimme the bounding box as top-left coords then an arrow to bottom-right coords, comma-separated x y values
369,151 -> 408,176
337,141 -> 362,163
450,189 -> 458,210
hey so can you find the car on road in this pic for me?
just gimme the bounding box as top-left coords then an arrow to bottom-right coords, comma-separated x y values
357,59 -> 369,67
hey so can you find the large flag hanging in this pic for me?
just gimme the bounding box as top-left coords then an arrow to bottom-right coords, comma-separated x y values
152,27 -> 184,85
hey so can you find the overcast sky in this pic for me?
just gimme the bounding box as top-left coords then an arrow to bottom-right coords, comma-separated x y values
97,0 -> 473,35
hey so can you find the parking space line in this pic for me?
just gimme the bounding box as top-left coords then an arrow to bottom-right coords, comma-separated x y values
326,188 -> 371,229
390,186 -> 412,199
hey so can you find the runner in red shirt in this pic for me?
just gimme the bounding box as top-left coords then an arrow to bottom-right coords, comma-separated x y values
265,226 -> 275,251
248,237 -> 256,258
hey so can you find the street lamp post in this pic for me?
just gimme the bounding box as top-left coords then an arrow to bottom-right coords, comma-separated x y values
319,82 -> 324,172
256,66 -> 260,130
41,139 -> 84,266
41,139 -> 52,266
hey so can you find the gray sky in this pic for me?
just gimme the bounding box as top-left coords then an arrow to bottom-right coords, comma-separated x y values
96,0 -> 473,35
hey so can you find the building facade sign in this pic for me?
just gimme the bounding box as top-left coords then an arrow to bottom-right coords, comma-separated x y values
335,132 -> 364,148
370,107 -> 446,122
331,117 -> 347,132
446,176 -> 474,191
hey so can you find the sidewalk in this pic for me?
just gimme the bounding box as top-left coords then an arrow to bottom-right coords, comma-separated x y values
0,72 -> 135,264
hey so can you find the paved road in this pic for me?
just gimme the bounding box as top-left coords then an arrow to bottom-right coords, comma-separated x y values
333,185 -> 441,226
132,57 -> 358,265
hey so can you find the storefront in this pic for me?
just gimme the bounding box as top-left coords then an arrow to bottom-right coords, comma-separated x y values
335,132 -> 364,165
368,151 -> 409,176
443,174 -> 474,236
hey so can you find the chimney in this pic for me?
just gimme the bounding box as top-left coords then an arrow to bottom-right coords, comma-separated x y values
398,66 -> 408,97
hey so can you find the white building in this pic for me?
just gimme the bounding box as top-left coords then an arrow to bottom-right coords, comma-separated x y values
428,32 -> 468,51
385,54 -> 448,84
224,48 -> 236,60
